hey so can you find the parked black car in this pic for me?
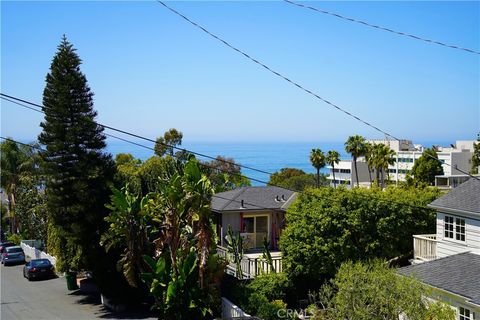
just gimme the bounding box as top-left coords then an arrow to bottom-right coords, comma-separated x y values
23,259 -> 55,280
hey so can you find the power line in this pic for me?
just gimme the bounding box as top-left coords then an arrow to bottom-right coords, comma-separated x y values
0,136 -> 272,211
2,91 -> 479,190
283,0 -> 480,55
154,1 -> 479,182
0,93 -> 274,176
0,127 -> 447,214
104,132 -> 274,186
155,0 -> 400,141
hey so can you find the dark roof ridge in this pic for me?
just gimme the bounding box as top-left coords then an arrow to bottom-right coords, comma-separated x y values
218,187 -> 248,211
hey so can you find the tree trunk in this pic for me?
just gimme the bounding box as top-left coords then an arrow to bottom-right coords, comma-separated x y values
316,168 -> 320,188
332,164 -> 336,189
368,166 -> 372,187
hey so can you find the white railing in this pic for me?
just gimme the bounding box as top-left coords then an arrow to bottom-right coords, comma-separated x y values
217,246 -> 282,279
413,234 -> 437,261
20,242 -> 57,266
221,297 -> 252,319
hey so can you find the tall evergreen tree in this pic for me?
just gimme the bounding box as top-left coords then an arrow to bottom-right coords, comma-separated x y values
38,36 -> 114,272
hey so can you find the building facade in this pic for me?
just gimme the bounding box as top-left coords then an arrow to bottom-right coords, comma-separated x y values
327,140 -> 475,186
402,178 -> 480,319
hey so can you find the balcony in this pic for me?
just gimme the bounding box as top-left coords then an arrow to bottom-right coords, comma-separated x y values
413,234 -> 437,261
217,245 -> 282,279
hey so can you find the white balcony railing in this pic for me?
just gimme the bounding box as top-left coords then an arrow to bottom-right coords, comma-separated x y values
413,234 -> 437,261
217,245 -> 282,279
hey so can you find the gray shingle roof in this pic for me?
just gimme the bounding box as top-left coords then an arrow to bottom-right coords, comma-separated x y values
398,252 -> 480,305
211,186 -> 296,212
429,178 -> 480,215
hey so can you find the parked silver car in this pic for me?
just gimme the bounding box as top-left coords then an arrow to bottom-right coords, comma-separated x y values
2,246 -> 25,266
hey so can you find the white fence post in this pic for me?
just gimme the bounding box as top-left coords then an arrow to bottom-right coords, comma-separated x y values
221,297 -> 251,319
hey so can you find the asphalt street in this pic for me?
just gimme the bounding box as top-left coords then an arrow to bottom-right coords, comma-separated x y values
0,263 -> 155,320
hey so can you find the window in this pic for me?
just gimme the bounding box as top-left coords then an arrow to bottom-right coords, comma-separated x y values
444,215 -> 466,242
444,216 -> 454,239
459,306 -> 474,320
456,218 -> 466,241
388,169 -> 396,173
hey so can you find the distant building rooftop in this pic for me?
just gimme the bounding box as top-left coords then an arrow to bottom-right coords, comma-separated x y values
429,178 -> 480,215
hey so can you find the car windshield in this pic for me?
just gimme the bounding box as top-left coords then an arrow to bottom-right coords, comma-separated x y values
7,247 -> 23,253
31,259 -> 51,266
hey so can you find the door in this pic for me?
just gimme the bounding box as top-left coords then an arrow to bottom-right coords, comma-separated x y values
241,215 -> 269,249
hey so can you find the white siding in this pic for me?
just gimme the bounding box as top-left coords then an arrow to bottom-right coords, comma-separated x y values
436,212 -> 480,258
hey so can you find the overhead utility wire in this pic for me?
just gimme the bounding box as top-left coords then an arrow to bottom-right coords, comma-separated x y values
1,104 -> 453,212
283,0 -> 480,55
154,1 -> 480,182
104,132 -> 274,186
2,89 -> 480,189
155,0 -> 400,141
0,136 -> 271,211
0,93 -> 274,176
95,133 -> 445,212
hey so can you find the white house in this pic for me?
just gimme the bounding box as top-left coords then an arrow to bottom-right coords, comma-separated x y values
328,140 -> 475,186
399,178 -> 480,319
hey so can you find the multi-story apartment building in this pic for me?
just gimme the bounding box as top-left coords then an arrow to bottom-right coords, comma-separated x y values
327,139 -> 475,186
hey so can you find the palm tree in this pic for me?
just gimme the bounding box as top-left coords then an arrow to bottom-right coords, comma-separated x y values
0,139 -> 33,233
326,150 -> 340,188
344,135 -> 367,187
310,149 -> 326,188
370,143 -> 396,188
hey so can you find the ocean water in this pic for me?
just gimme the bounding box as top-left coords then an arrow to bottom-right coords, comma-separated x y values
106,140 -> 449,186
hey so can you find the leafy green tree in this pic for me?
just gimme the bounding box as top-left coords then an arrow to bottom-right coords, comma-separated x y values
16,175 -> 47,242
101,186 -> 151,287
310,149 -> 326,188
310,260 -> 455,320
154,128 -> 183,157
326,151 -> 340,188
201,156 -> 251,192
38,36 -> 114,272
0,139 -> 31,233
344,135 -> 367,187
113,153 -> 142,193
279,186 -> 439,290
140,158 -> 224,319
410,148 -> 444,185
471,133 -> 480,174
269,168 -> 318,191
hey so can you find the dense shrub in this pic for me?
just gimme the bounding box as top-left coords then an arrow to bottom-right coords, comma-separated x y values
246,272 -> 291,302
280,186 -> 439,288
7,233 -> 21,245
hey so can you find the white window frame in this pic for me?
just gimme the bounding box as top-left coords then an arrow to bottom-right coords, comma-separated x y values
443,215 -> 466,242
458,306 -> 475,320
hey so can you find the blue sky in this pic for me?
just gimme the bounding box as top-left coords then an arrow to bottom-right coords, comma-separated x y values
1,1 -> 479,143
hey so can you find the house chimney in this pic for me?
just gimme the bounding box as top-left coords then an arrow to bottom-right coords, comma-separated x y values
281,195 -> 286,202
275,195 -> 280,202
240,199 -> 245,209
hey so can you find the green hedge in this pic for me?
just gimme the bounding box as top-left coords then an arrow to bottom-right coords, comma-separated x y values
279,186 -> 439,288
